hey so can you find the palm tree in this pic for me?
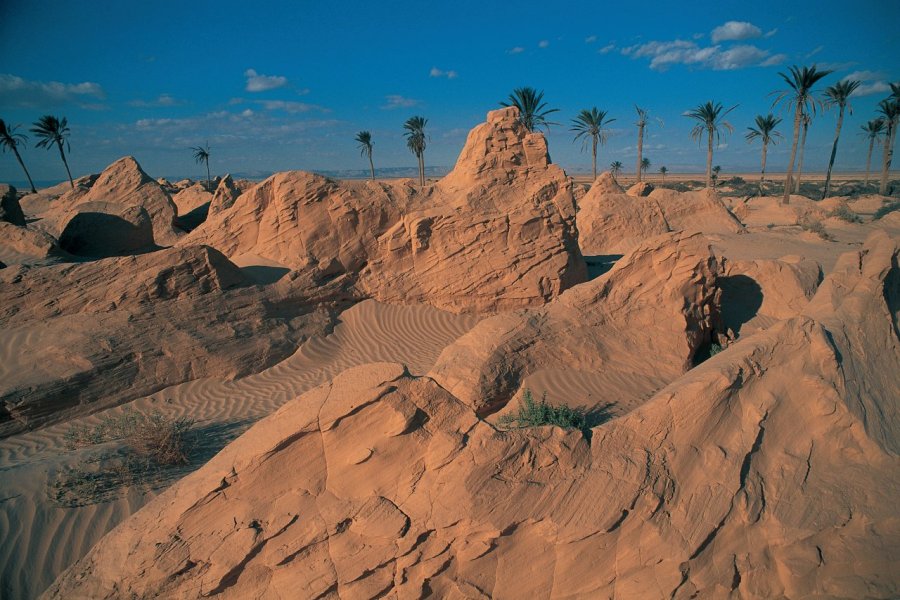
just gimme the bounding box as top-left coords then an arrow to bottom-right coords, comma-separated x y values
610,160 -> 623,182
794,112 -> 812,194
500,87 -> 558,132
821,79 -> 861,198
191,143 -> 211,191
570,108 -> 615,179
860,119 -> 886,186
686,101 -> 736,188
355,131 -> 375,180
877,96 -> 900,195
659,165 -> 668,182
772,65 -> 832,204
633,106 -> 660,183
745,113 -> 783,195
641,157 -> 651,178
31,115 -> 73,188
0,119 -> 37,193
403,116 -> 428,186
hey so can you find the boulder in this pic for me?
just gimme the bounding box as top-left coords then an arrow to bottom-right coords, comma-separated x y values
171,182 -> 213,217
0,221 -> 61,263
590,171 -> 624,195
627,181 -> 654,197
57,201 -> 156,257
208,174 -> 243,216
0,184 -> 25,226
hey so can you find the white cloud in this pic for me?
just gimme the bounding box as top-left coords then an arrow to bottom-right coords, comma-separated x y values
710,21 -> 762,43
129,93 -> 181,108
429,67 -> 458,79
623,39 -> 784,71
764,28 -> 778,38
381,95 -> 420,110
843,70 -> 885,82
244,68 -> 287,92
257,100 -> 328,113
585,35 -> 597,43
0,73 -> 105,108
538,40 -> 550,48
805,45 -> 824,59
853,82 -> 891,97
599,43 -> 616,54
508,46 -> 525,54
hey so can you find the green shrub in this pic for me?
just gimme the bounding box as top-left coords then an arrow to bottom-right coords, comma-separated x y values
826,204 -> 863,223
498,389 -> 586,431
873,200 -> 900,220
53,410 -> 195,507
709,343 -> 723,356
797,216 -> 832,241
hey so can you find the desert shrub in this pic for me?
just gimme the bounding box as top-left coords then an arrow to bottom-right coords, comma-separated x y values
53,410 -> 195,506
797,216 -> 832,241
709,343 -> 723,356
727,176 -> 745,186
826,204 -> 863,223
498,389 -> 586,431
873,200 -> 900,220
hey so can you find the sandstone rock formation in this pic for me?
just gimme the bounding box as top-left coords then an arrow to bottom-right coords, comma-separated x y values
172,182 -> 213,217
43,232 -> 900,599
589,171 -> 623,195
429,232 -> 720,415
579,184 -> 743,254
26,157 -> 180,248
0,246 -> 358,435
208,174 -> 244,216
57,201 -> 156,257
0,221 -> 62,264
0,184 -> 25,226
187,107 -> 586,313
627,181 -> 654,197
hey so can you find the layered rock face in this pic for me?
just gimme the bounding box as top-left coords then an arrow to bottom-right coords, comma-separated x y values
579,184 -> 743,254
44,232 -> 900,599
186,107 -> 586,312
0,246 -> 357,435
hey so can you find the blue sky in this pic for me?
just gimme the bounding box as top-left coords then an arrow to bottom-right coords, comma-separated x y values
1,0 -> 898,184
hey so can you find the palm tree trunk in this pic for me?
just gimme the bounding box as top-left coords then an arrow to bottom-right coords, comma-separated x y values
206,160 -> 211,192
865,137 -> 874,186
591,135 -> 597,180
783,105 -> 803,205
879,119 -> 897,195
795,120 -> 809,194
823,106 -> 844,198
759,142 -> 768,196
636,124 -> 644,183
12,146 -> 37,193
706,128 -> 713,189
418,153 -> 425,186
368,154 -> 375,180
57,141 -> 74,188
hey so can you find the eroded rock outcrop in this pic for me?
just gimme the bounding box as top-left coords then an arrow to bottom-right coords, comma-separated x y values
0,245 -> 358,435
186,107 -> 586,312
579,184 -> 743,254
28,157 -> 180,247
429,231 -> 720,415
57,201 -> 156,257
44,233 -> 900,599
0,184 -> 25,226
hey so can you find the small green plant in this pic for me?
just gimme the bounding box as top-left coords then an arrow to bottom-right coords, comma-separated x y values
826,203 -> 863,223
873,200 -> 900,220
498,389 -> 586,431
797,216 -> 832,241
709,343 -> 723,356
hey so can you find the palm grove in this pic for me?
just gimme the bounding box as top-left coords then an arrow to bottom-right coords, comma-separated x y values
2,68 -> 898,198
